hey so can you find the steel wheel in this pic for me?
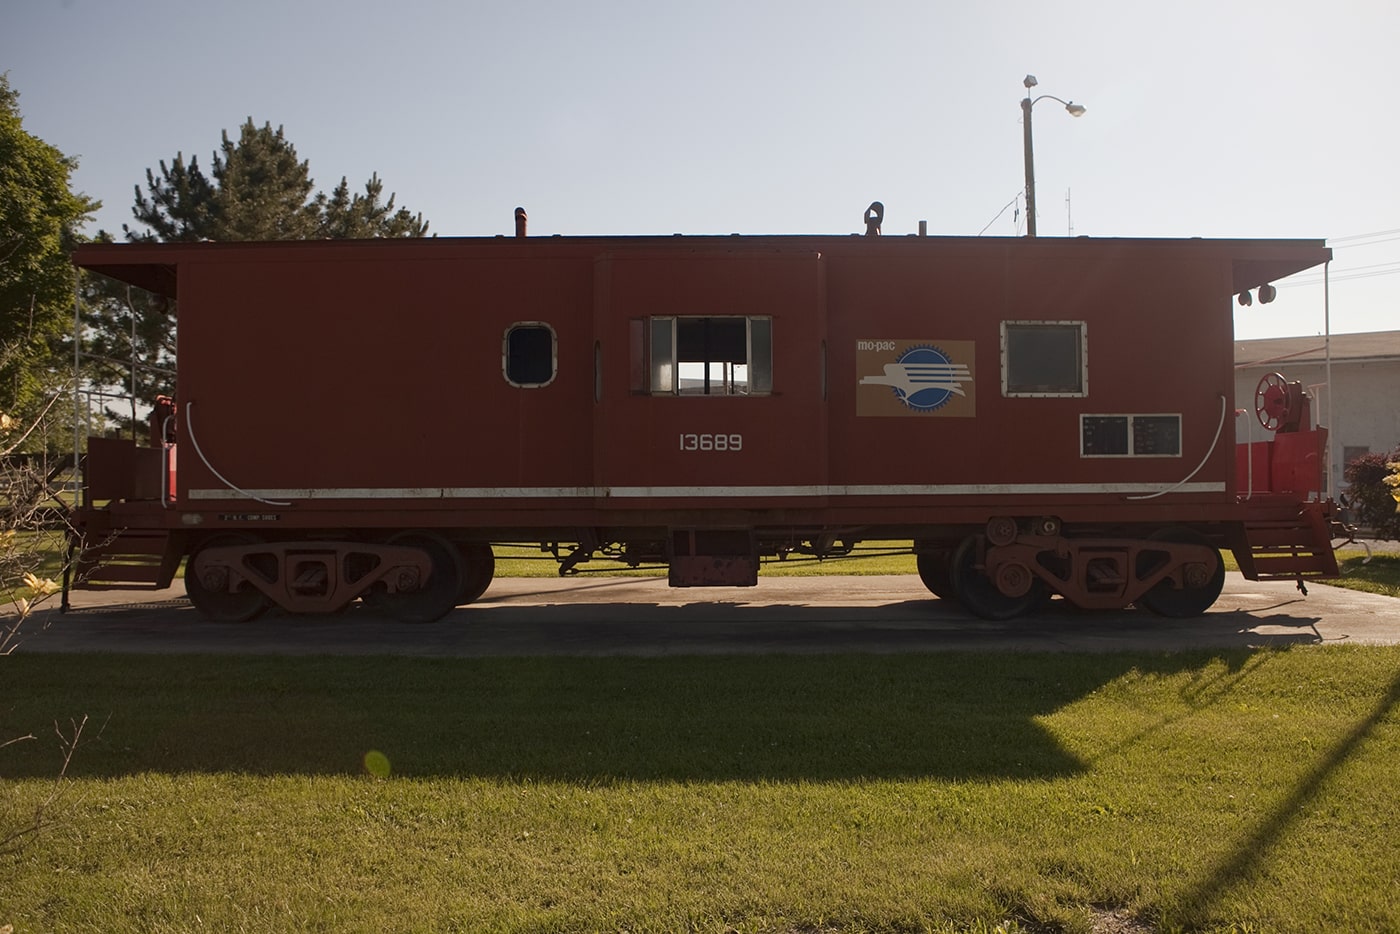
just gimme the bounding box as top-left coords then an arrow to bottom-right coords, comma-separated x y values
365,531 -> 465,623
457,543 -> 495,604
185,533 -> 271,622
949,535 -> 1045,621
916,550 -> 957,600
1136,528 -> 1225,618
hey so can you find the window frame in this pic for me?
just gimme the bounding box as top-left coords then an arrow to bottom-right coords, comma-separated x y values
1079,413 -> 1183,458
646,314 -> 774,397
502,322 -> 558,389
1000,320 -> 1088,398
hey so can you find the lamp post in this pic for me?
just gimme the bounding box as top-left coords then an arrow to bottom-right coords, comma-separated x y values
1021,75 -> 1085,237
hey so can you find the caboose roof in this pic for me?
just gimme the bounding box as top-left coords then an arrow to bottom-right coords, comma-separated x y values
71,233 -> 1331,300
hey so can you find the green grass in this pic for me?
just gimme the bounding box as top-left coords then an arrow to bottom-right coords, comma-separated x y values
4,647 -> 1400,932
493,543 -> 920,579
1331,553 -> 1400,598
1218,547 -> 1400,599
2,529 -> 68,613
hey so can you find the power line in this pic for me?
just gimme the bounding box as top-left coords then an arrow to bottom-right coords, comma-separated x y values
978,193 -> 1022,236
1279,262 -> 1400,288
1328,228 -> 1400,244
1269,229 -> 1400,289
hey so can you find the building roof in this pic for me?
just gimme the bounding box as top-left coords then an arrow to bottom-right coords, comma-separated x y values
1235,330 -> 1400,368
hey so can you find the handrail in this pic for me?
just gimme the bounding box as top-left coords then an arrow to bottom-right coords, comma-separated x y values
184,402 -> 290,506
1126,394 -> 1227,501
160,414 -> 176,509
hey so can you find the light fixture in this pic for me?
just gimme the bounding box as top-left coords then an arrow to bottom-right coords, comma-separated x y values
1020,77 -> 1086,237
1258,284 -> 1277,304
1238,291 -> 1254,307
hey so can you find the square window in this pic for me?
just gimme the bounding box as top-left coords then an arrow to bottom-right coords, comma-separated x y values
1132,415 -> 1181,456
1342,446 -> 1370,467
1081,415 -> 1129,456
1002,321 -> 1086,397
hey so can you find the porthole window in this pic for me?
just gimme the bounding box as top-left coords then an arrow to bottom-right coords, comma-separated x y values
504,323 -> 556,388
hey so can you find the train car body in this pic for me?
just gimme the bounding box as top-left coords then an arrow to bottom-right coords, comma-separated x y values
69,232 -> 1342,621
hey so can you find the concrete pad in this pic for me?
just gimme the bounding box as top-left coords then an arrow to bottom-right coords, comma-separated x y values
11,572 -> 1398,657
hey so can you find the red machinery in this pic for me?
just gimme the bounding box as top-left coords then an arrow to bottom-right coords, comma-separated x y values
66,230 -> 1344,621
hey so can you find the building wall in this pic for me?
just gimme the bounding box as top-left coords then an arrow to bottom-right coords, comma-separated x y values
1234,358 -> 1400,496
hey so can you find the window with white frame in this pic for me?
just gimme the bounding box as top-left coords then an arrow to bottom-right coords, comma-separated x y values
1001,321 -> 1087,397
503,323 -> 556,388
1081,414 -> 1182,457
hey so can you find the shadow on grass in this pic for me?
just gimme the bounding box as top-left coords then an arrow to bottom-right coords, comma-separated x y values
2,650 -> 1263,783
1179,663 -> 1400,921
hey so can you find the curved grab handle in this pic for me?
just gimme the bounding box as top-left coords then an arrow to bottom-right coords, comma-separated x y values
184,402 -> 291,507
1125,394 -> 1227,501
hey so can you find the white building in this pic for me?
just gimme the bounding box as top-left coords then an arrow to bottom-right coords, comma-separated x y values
1235,330 -> 1400,496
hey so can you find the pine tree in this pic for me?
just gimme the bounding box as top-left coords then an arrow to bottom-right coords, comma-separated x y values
317,173 -> 428,239
86,119 -> 431,415
125,119 -> 429,243
205,121 -> 320,240
128,152 -> 216,242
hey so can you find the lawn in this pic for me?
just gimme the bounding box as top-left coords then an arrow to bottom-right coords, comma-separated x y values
4,647 -> 1400,932
1333,552 -> 1400,598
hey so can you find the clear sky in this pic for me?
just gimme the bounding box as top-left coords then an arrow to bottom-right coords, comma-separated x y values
6,0 -> 1396,340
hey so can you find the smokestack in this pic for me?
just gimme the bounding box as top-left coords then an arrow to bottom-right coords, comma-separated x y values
514,207 -> 528,238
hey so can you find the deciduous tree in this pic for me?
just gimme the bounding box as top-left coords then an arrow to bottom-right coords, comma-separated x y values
0,74 -> 98,432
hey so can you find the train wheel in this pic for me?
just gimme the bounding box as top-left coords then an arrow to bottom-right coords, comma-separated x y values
916,550 -> 957,600
367,531 -> 465,623
949,536 -> 1045,621
185,533 -> 271,623
1136,528 -> 1225,618
458,543 -> 495,604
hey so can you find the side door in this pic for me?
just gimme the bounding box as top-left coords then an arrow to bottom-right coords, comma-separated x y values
593,250 -> 828,510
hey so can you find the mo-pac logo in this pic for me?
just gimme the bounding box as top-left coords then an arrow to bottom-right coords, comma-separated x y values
856,340 -> 976,417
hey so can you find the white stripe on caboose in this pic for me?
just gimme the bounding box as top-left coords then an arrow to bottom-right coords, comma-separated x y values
188,481 -> 1226,501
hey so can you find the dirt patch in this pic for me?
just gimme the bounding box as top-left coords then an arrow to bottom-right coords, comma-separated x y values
1090,907 -> 1156,933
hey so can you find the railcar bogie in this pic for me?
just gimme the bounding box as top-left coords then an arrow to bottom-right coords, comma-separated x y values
183,533 -> 273,622
949,534 -> 1051,620
355,531 -> 464,623
1133,528 -> 1227,618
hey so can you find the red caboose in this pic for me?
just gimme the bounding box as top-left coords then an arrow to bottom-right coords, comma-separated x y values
69,230 -> 1340,621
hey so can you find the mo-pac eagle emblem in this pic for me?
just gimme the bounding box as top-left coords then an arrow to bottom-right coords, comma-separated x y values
856,340 -> 976,417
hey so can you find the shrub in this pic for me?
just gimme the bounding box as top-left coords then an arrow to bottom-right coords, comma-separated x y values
1343,448 -> 1400,539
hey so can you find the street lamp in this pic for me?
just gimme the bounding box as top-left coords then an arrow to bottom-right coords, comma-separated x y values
1021,75 -> 1085,237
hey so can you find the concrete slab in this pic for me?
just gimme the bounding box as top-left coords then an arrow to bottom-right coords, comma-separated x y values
10,572 -> 1398,657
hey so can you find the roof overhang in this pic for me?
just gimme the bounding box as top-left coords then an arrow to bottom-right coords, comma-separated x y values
1230,241 -> 1331,294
